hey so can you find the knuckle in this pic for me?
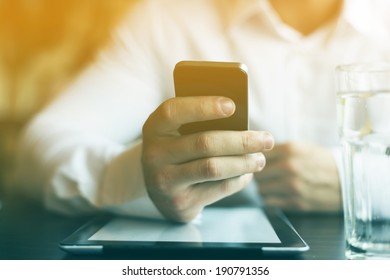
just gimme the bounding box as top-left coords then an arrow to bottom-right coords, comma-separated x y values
195,134 -> 213,154
283,158 -> 298,174
164,183 -> 207,223
284,143 -> 295,154
172,208 -> 201,223
142,146 -> 160,166
198,97 -> 222,118
219,179 -> 234,196
285,143 -> 302,155
142,120 -> 150,136
198,99 -> 210,117
219,176 -> 247,196
170,193 -> 189,212
169,191 -> 201,222
288,177 -> 301,193
160,99 -> 177,122
292,199 -> 308,211
244,154 -> 253,171
203,158 -> 220,179
152,168 -> 172,192
241,132 -> 252,151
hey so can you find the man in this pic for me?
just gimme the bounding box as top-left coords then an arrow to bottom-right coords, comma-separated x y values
18,0 -> 390,221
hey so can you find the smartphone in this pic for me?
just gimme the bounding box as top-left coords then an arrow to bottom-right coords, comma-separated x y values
174,60 -> 248,135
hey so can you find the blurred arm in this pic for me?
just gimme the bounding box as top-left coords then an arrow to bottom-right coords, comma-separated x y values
17,19 -> 167,218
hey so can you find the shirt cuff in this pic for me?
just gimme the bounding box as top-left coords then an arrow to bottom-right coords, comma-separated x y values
100,139 -> 165,220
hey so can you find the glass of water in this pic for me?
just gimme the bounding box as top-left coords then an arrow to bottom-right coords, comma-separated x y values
336,62 -> 390,259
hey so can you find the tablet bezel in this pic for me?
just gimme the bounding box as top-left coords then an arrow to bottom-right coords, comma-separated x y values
59,207 -> 309,255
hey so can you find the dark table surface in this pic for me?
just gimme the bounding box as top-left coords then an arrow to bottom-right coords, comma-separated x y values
0,194 -> 346,260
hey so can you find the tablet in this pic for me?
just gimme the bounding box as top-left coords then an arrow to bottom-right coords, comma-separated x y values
59,207 -> 308,256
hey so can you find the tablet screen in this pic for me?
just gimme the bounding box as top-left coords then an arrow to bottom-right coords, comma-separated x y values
89,207 -> 281,244
60,207 -> 309,256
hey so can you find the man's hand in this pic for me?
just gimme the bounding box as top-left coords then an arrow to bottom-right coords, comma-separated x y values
255,142 -> 341,213
142,96 -> 274,222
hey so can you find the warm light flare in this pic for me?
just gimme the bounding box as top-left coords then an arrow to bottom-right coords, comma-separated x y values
0,0 -> 133,192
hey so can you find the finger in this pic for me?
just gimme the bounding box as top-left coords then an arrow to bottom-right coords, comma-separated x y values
190,173 -> 253,207
266,143 -> 300,163
255,158 -> 294,182
161,130 -> 274,164
262,196 -> 304,211
143,96 -> 235,136
263,191 -> 340,213
258,177 -> 296,197
167,153 -> 265,187
148,173 -> 253,223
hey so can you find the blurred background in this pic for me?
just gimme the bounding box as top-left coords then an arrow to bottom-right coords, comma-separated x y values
0,0 -> 133,197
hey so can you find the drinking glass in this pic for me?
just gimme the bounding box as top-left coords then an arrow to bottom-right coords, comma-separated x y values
336,62 -> 390,259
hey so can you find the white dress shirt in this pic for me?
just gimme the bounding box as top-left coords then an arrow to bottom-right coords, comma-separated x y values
18,0 -> 390,218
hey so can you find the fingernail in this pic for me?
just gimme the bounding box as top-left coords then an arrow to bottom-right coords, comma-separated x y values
220,98 -> 235,115
263,132 -> 274,150
257,153 -> 266,169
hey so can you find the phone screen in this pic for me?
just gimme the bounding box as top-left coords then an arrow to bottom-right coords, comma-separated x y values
174,61 -> 248,135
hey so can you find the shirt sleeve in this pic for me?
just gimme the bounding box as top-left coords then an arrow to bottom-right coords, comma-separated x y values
17,7 -> 167,219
